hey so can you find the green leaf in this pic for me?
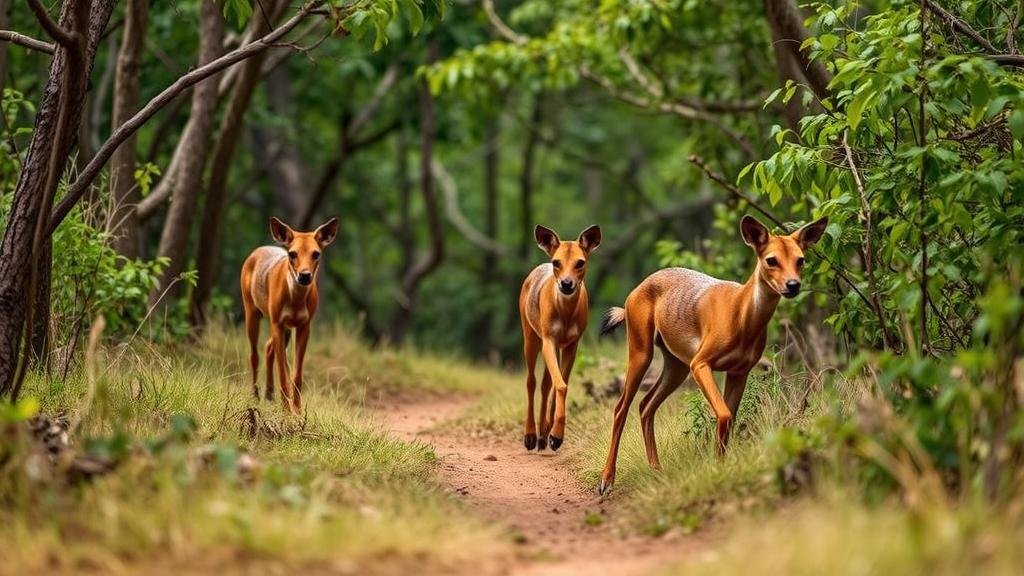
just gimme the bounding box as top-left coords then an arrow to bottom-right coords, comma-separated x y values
1009,109 -> 1024,142
818,33 -> 840,51
221,0 -> 252,28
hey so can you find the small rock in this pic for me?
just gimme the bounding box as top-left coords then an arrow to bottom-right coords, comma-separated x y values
483,454 -> 498,461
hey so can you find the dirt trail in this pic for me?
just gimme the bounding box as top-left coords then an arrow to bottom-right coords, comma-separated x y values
375,397 -> 704,576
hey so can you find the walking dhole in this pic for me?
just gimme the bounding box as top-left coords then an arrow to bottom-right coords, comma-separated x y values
597,215 -> 828,493
240,217 -> 338,414
519,225 -> 602,451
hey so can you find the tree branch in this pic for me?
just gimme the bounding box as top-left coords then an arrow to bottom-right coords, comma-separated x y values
482,0 -> 527,45
28,0 -> 75,46
48,1 -> 323,236
842,130 -> 892,350
688,154 -> 783,226
581,67 -> 758,160
432,156 -> 512,256
923,0 -> 1024,67
923,0 -> 999,53
0,30 -> 55,54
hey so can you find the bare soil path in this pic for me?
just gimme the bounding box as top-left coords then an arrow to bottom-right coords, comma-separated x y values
375,397 -> 707,576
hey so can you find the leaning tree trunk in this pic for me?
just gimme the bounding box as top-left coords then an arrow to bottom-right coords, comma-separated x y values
388,41 -> 443,345
0,1 -> 117,396
150,0 -> 224,308
108,0 -> 149,259
189,0 -> 282,327
763,0 -> 833,100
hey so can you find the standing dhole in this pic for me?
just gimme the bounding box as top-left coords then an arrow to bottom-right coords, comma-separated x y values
240,217 -> 338,414
597,215 -> 828,493
519,224 -> 602,451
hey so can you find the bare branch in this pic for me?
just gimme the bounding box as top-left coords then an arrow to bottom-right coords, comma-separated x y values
347,60 -> 399,139
581,67 -> 758,160
618,47 -> 663,99
432,156 -> 512,256
0,30 -> 55,54
482,0 -> 527,45
842,130 -> 892,350
688,154 -> 783,227
923,0 -> 999,53
28,0 -> 75,46
49,1 -> 324,236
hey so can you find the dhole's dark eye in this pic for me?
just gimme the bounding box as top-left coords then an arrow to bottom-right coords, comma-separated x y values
288,251 -> 298,260
551,260 -> 562,269
765,256 -> 779,268
312,251 -> 321,261
574,259 -> 585,270
796,257 -> 805,268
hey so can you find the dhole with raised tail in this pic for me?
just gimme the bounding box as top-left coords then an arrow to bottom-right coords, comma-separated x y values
597,214 -> 828,494
519,224 -> 602,451
240,217 -> 338,414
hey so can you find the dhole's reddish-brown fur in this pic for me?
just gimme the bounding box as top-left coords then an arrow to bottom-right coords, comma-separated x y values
519,225 -> 602,451
240,217 -> 338,414
597,215 -> 828,493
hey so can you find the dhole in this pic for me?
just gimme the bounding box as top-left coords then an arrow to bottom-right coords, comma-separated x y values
597,215 -> 828,493
240,217 -> 338,414
519,224 -> 602,451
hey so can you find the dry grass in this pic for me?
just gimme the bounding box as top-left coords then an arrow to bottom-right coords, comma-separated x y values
0,324 -> 513,575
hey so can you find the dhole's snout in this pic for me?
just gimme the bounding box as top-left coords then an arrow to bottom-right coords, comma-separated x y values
783,279 -> 801,298
297,271 -> 314,286
558,278 -> 576,295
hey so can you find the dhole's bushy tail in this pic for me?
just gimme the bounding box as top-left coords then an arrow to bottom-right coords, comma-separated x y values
600,307 -> 626,336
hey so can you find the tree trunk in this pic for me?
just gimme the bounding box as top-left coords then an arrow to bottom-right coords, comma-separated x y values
109,0 -> 149,258
189,1 -> 281,327
763,0 -> 833,100
0,1 -> 117,396
257,63 -> 308,222
0,0 -> 12,92
388,41 -> 443,345
472,113 -> 500,357
518,96 -> 542,260
150,0 -> 224,308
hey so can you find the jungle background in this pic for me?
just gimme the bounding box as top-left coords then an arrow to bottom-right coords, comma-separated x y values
1,0 -> 1023,574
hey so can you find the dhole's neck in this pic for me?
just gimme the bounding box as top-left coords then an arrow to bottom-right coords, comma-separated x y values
739,269 -> 780,335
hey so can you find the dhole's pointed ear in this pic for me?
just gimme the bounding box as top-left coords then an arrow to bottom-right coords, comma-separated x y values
269,217 -> 294,245
793,216 -> 828,249
740,215 -> 770,249
535,225 -> 561,257
315,217 -> 339,246
577,225 -> 602,253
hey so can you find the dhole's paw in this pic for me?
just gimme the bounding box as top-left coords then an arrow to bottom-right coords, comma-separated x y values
549,435 -> 563,451
537,435 -> 548,451
597,477 -> 613,496
524,434 -> 537,451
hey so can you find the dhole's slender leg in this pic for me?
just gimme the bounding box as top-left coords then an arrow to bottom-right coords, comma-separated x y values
639,352 -> 689,470
244,307 -> 261,399
548,341 -> 578,450
541,340 -> 566,450
292,324 -> 310,413
599,314 -> 655,494
264,337 -> 275,401
522,327 -> 541,450
722,370 -> 749,447
538,369 -> 552,450
271,324 -> 295,413
690,357 -> 731,454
